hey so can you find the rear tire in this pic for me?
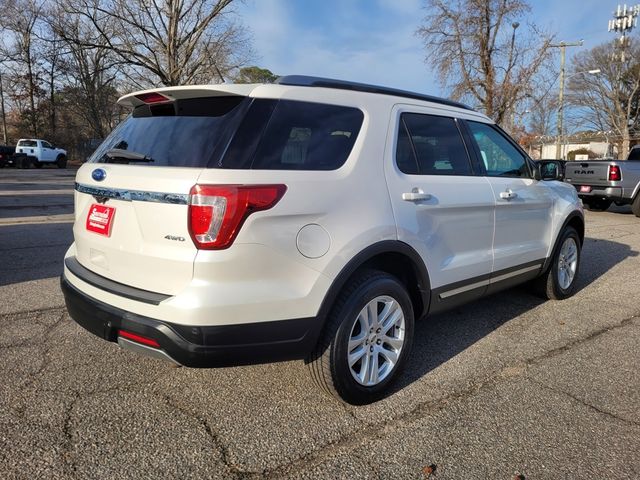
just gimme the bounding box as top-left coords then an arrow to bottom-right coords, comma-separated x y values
583,198 -> 611,211
532,226 -> 581,300
631,194 -> 640,218
306,270 -> 414,405
33,160 -> 43,168
56,155 -> 67,169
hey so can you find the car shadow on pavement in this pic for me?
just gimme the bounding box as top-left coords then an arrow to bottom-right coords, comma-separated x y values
387,237 -> 638,399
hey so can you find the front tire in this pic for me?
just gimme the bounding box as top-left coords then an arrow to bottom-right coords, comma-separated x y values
307,270 -> 414,405
631,195 -> 640,218
533,226 -> 581,300
56,155 -> 67,169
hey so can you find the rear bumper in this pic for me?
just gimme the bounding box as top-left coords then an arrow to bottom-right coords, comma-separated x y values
60,275 -> 319,367
573,185 -> 624,201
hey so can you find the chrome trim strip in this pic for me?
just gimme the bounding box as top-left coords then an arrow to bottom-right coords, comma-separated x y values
117,337 -> 182,366
490,264 -> 541,284
439,278 -> 491,299
439,264 -> 541,299
75,183 -> 189,205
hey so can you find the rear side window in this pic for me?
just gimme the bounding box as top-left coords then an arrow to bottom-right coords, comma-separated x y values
629,147 -> 640,161
18,140 -> 37,147
224,100 -> 364,170
395,113 -> 472,175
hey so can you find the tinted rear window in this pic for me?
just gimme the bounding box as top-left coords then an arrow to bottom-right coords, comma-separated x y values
629,147 -> 640,161
18,140 -> 37,147
89,96 -> 363,170
89,96 -> 248,167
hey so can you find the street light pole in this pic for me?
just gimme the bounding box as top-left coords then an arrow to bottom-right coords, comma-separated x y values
550,40 -> 583,160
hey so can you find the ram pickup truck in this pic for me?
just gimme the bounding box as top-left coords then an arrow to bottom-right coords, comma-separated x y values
16,139 -> 67,168
564,145 -> 640,216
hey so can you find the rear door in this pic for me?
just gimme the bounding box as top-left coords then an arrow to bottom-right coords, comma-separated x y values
72,93 -> 248,295
41,141 -> 54,161
465,120 -> 554,272
385,107 -> 495,304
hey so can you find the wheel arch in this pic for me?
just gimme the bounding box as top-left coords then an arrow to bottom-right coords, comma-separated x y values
305,241 -> 431,352
542,210 -> 584,273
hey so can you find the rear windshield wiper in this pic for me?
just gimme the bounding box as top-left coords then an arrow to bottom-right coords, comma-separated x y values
102,148 -> 154,163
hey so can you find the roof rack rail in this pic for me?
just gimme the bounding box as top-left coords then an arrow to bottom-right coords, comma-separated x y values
275,75 -> 472,111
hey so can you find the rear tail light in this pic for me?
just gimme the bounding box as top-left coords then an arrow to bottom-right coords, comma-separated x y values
608,165 -> 621,181
118,330 -> 160,348
188,184 -> 287,250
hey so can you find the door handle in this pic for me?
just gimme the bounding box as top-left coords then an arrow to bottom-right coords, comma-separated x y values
402,188 -> 431,202
499,189 -> 517,200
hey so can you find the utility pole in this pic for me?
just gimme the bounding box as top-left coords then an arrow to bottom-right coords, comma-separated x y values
550,40 -> 583,160
0,69 -> 7,145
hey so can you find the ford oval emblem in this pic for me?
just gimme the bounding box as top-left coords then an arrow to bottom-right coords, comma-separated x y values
92,168 -> 106,182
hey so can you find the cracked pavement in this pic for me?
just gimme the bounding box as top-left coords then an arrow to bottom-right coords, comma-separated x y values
1,169 -> 639,479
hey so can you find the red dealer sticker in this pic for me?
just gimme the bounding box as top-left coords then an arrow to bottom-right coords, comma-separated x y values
86,204 -> 115,237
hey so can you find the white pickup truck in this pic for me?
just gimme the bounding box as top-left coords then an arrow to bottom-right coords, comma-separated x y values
16,139 -> 67,168
564,145 -> 640,217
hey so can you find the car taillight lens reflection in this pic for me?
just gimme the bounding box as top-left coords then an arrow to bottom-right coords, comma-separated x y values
608,165 -> 621,181
188,184 -> 287,250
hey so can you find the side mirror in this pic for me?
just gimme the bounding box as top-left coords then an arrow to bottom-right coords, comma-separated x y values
537,160 -> 564,181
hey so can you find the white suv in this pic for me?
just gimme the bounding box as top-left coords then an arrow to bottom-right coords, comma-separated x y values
61,76 -> 584,404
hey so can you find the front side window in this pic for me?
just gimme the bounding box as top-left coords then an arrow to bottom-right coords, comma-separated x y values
41,141 -> 52,149
467,121 -> 529,177
395,113 -> 472,175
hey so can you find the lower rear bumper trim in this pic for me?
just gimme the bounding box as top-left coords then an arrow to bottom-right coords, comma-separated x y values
60,274 -> 319,368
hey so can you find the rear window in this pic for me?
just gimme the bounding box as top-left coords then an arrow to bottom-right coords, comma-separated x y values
89,96 -> 363,170
18,140 -> 37,147
89,96 -> 248,167
629,147 -> 640,161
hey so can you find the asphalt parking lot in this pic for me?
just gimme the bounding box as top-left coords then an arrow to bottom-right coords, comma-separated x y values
1,167 -> 639,479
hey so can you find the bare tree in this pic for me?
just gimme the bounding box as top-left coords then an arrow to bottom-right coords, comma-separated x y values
49,5 -> 121,139
528,94 -> 557,137
418,0 -> 554,125
60,0 -> 253,87
567,40 -> 640,159
1,0 -> 46,137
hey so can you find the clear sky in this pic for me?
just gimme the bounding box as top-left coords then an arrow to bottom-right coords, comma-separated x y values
237,0 -> 622,97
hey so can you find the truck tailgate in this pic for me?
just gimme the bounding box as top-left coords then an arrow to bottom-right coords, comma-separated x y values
564,161 -> 612,188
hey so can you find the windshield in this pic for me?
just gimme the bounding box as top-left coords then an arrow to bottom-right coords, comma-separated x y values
89,96 -> 248,167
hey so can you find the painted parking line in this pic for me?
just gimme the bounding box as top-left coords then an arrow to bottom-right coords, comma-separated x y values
0,189 -> 74,195
0,214 -> 75,226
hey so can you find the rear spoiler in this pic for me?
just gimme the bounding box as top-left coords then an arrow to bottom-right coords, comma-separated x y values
117,84 -> 258,108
